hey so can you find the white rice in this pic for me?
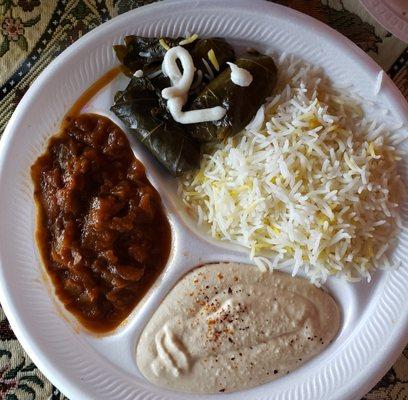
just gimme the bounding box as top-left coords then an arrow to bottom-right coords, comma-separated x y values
373,70 -> 385,96
180,55 -> 402,284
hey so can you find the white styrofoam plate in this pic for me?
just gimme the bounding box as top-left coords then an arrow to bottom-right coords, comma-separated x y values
0,1 -> 407,399
360,0 -> 408,43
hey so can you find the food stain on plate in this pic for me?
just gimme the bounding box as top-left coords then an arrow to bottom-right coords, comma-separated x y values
136,262 -> 340,394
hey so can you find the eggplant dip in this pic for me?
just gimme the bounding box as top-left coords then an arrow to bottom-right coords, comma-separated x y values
136,262 -> 340,393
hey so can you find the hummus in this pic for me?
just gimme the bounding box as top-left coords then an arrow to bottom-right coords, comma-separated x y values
136,263 -> 340,393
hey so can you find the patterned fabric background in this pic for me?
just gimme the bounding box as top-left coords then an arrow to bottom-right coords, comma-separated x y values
0,0 -> 407,399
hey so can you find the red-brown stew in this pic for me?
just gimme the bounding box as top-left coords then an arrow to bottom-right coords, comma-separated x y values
31,114 -> 171,333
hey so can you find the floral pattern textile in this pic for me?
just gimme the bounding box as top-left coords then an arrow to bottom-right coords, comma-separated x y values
0,0 -> 407,399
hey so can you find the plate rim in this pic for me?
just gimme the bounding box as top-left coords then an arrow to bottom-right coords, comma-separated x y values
0,1 -> 407,400
360,0 -> 408,43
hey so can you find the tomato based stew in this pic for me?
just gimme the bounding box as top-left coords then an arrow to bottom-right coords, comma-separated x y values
31,114 -> 171,333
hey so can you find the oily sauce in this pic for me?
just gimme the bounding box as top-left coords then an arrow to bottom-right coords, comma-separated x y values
31,113 -> 171,333
67,67 -> 120,116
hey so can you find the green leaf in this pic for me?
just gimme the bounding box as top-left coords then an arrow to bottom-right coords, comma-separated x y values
3,359 -> 25,379
0,37 -> 9,57
21,363 -> 36,372
22,14 -> 41,27
5,394 -> 18,400
15,35 -> 28,52
19,374 -> 44,387
0,349 -> 12,359
17,383 -> 36,399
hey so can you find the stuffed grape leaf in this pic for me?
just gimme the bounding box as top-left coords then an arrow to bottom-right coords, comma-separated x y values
114,36 -> 187,78
188,51 -> 277,142
111,36 -> 277,176
111,76 -> 200,176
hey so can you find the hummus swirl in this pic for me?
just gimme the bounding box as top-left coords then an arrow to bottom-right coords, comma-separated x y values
136,263 -> 340,393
